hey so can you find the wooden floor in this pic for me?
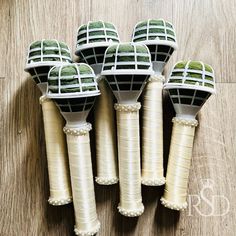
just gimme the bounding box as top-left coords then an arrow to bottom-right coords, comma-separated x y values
0,0 -> 236,235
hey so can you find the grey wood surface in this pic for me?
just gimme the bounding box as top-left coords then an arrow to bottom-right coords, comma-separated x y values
0,0 -> 235,235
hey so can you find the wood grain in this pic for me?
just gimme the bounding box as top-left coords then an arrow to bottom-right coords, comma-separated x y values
0,0 -> 235,235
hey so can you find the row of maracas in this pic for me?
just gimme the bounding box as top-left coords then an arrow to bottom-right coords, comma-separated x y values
24,20 -> 215,236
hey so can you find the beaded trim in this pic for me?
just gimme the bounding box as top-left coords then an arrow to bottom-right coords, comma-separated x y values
63,123 -> 92,136
160,197 -> 188,211
95,177 -> 119,185
148,74 -> 165,82
142,177 -> 166,186
172,117 -> 198,127
39,95 -> 50,104
117,204 -> 144,217
48,197 -> 72,206
114,103 -> 141,112
74,221 -> 101,236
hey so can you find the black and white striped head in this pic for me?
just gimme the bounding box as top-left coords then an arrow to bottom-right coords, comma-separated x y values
75,21 -> 120,75
101,42 -> 153,103
164,60 -> 215,119
132,19 -> 177,74
25,39 -> 72,93
47,63 -> 100,124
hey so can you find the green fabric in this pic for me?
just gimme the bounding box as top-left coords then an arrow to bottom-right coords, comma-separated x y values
166,29 -> 175,36
48,64 -> 97,94
133,19 -> 175,42
170,61 -> 214,87
106,44 -> 148,54
104,43 -> 151,70
166,22 -> 173,28
104,22 -> 115,29
83,21 -> 115,30
28,40 -> 71,62
118,44 -> 134,53
149,28 -> 165,34
77,21 -> 119,45
136,19 -> 165,28
149,19 -> 164,26
78,25 -> 86,32
174,61 -> 213,73
89,21 -> 104,29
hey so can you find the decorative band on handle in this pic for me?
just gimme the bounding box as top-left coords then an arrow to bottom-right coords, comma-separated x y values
160,117 -> 198,210
147,74 -> 165,82
63,123 -> 92,136
142,75 -> 165,186
65,122 -> 100,235
115,102 -> 144,217
94,78 -> 118,185
114,103 -> 141,112
40,95 -> 72,205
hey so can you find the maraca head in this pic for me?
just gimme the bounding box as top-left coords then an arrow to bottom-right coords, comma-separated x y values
101,42 -> 153,103
132,19 -> 177,73
75,21 -> 120,74
25,39 -> 72,93
47,63 -> 100,126
164,60 -> 215,119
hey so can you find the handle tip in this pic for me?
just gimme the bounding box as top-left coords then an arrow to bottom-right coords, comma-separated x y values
95,177 -> 119,185
142,177 -> 165,186
48,197 -> 72,206
117,204 -> 144,217
74,221 -> 100,236
160,197 -> 187,211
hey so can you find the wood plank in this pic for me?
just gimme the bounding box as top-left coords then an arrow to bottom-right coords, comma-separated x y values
0,0 -> 235,235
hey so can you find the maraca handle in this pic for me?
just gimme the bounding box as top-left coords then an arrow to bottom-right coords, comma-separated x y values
63,123 -> 100,236
40,96 -> 72,205
161,117 -> 198,210
142,75 -> 165,186
94,78 -> 118,185
115,103 -> 144,217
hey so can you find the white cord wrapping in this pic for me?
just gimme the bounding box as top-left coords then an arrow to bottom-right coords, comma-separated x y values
40,95 -> 72,205
64,123 -> 100,235
142,75 -> 165,186
160,117 -> 198,210
94,78 -> 118,185
115,103 -> 144,217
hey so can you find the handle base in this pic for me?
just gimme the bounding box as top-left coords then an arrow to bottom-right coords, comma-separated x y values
160,197 -> 187,211
74,220 -> 101,236
95,177 -> 119,185
142,177 -> 165,186
48,197 -> 72,206
117,204 -> 144,217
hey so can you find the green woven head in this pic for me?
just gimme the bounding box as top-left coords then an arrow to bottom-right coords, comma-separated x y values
167,61 -> 215,90
164,60 -> 215,117
47,63 -> 100,113
25,40 -> 72,94
132,19 -> 177,44
26,39 -> 72,66
48,63 -> 99,95
101,43 -> 153,103
102,43 -> 152,71
76,21 -> 120,47
132,19 -> 177,70
75,21 -> 120,70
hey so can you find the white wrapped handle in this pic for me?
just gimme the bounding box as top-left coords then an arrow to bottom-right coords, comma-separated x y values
64,123 -> 100,235
115,103 -> 144,217
142,75 -> 165,186
161,117 -> 198,210
40,96 -> 72,205
94,78 -> 118,185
